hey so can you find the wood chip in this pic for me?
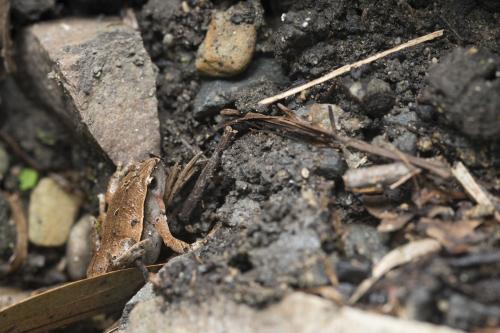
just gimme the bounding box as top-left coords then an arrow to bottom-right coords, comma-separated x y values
343,162 -> 416,191
451,162 -> 496,215
349,238 -> 441,304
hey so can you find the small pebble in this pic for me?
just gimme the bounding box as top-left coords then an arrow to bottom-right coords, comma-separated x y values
162,33 -> 174,47
196,3 -> 257,77
301,168 -> 310,179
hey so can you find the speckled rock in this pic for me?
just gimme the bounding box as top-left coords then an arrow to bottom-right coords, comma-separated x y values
18,17 -> 161,164
28,177 -> 81,247
195,3 -> 257,77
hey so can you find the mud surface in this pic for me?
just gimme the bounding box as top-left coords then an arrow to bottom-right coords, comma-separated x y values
1,0 -> 500,332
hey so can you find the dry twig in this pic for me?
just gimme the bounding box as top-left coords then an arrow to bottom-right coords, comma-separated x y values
0,0 -> 15,77
343,162 -> 418,192
179,126 -> 236,222
258,30 -> 444,105
0,193 -> 28,275
225,112 -> 452,179
0,130 -> 46,171
451,162 -> 496,214
164,153 -> 203,207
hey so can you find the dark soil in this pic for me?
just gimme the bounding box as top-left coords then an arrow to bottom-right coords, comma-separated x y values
1,0 -> 500,332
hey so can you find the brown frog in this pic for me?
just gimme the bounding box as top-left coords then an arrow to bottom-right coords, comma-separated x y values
86,157 -> 190,277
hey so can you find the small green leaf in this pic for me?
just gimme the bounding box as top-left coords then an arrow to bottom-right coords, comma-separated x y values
18,168 -> 39,191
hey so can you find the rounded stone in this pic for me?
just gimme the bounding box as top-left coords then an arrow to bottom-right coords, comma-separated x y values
28,177 -> 81,247
66,214 -> 94,280
363,78 -> 396,117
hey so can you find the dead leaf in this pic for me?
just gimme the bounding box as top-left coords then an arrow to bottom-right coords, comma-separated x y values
349,238 -> 441,304
426,206 -> 454,219
420,218 -> 482,254
413,186 -> 466,208
363,195 -> 414,233
0,264 -> 162,333
0,288 -> 32,310
377,213 -> 414,233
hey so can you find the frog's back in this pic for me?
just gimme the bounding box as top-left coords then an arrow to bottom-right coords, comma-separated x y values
87,158 -> 159,277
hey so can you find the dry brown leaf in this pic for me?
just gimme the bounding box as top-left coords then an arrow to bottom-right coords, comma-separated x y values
0,264 -> 162,333
413,187 -> 460,207
420,218 -> 482,254
378,213 -> 414,233
349,238 -> 441,304
0,288 -> 33,310
363,196 -> 414,233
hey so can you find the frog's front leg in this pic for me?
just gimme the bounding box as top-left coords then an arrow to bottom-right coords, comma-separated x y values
110,238 -> 152,270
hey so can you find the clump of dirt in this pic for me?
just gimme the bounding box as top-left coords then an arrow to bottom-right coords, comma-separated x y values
138,1 -> 500,331
421,47 -> 500,140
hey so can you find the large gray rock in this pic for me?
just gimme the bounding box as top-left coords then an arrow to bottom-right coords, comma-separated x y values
18,17 -> 161,164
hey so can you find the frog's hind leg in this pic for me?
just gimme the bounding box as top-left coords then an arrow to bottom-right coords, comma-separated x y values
110,238 -> 152,269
